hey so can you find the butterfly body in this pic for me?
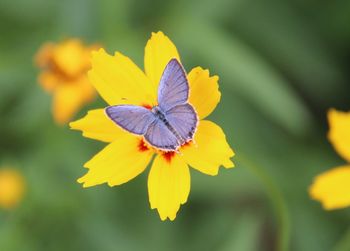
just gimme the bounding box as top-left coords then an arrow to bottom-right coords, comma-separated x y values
106,59 -> 198,152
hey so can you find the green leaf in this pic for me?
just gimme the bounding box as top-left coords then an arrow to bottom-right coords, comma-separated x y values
172,20 -> 313,136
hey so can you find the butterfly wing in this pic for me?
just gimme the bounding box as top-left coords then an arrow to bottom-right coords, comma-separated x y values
165,104 -> 198,143
158,58 -> 189,111
105,105 -> 155,135
106,59 -> 194,151
144,118 -> 180,151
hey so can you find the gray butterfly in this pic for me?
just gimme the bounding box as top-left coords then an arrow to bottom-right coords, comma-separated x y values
105,58 -> 198,152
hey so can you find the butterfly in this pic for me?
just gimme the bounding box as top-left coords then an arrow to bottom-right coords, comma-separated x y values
105,58 -> 198,152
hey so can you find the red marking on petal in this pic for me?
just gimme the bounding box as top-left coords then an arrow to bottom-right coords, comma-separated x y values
182,141 -> 192,148
162,151 -> 176,163
138,140 -> 149,152
142,104 -> 152,110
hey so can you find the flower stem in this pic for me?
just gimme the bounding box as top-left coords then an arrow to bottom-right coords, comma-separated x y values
236,153 -> 291,251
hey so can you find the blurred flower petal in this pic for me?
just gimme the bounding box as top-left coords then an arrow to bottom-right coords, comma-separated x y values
36,39 -> 97,125
38,71 -> 60,93
0,168 -> 25,210
35,42 -> 54,68
53,77 -> 95,125
309,165 -> 350,210
328,109 -> 350,162
52,39 -> 91,77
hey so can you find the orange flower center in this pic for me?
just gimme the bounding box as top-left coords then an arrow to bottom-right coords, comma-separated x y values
162,152 -> 176,163
138,140 -> 149,152
142,104 -> 153,110
137,139 -> 193,163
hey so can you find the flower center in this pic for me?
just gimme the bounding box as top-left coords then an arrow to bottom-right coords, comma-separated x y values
142,104 -> 153,110
138,140 -> 149,152
137,139 -> 193,164
162,152 -> 176,163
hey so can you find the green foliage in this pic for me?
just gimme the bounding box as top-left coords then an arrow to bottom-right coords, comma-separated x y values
1,0 -> 350,250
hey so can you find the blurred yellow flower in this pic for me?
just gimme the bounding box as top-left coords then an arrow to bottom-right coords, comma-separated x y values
70,31 -> 235,221
35,39 -> 99,125
309,109 -> 350,210
0,168 -> 25,210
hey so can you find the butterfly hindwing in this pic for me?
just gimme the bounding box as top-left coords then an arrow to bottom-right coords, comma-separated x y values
165,104 -> 198,142
105,105 -> 155,135
144,118 -> 180,151
158,59 -> 189,111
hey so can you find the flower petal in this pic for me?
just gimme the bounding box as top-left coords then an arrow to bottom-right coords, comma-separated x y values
148,154 -> 190,221
182,120 -> 234,175
309,165 -> 350,210
52,76 -> 95,125
144,31 -> 180,92
52,39 -> 91,78
328,109 -> 350,162
35,42 -> 54,68
89,48 -> 155,106
70,109 -> 125,143
78,136 -> 153,188
38,71 -> 60,93
188,67 -> 221,119
0,168 -> 25,210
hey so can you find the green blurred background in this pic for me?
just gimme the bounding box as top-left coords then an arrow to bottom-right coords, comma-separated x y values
1,0 -> 350,250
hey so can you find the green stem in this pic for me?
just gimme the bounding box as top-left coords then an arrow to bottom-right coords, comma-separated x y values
333,227 -> 350,251
236,153 -> 291,251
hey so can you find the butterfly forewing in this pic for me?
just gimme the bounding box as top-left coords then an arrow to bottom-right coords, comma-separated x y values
105,105 -> 155,135
165,104 -> 198,142
157,59 -> 189,111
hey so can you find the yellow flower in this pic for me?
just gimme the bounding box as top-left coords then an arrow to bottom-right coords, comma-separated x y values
0,168 -> 25,210
70,32 -> 235,220
35,39 -> 99,125
309,109 -> 350,210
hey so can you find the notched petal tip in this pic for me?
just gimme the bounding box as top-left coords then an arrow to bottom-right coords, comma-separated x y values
182,120 -> 234,176
69,120 -> 79,130
188,67 -> 221,119
91,47 -> 106,56
224,159 -> 235,169
168,214 -> 177,221
327,108 -> 350,162
152,31 -> 165,36
223,149 -> 235,169
148,155 -> 190,221
77,176 -> 91,188
149,31 -> 169,42
157,209 -> 179,221
309,165 -> 350,210
144,31 -> 180,90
